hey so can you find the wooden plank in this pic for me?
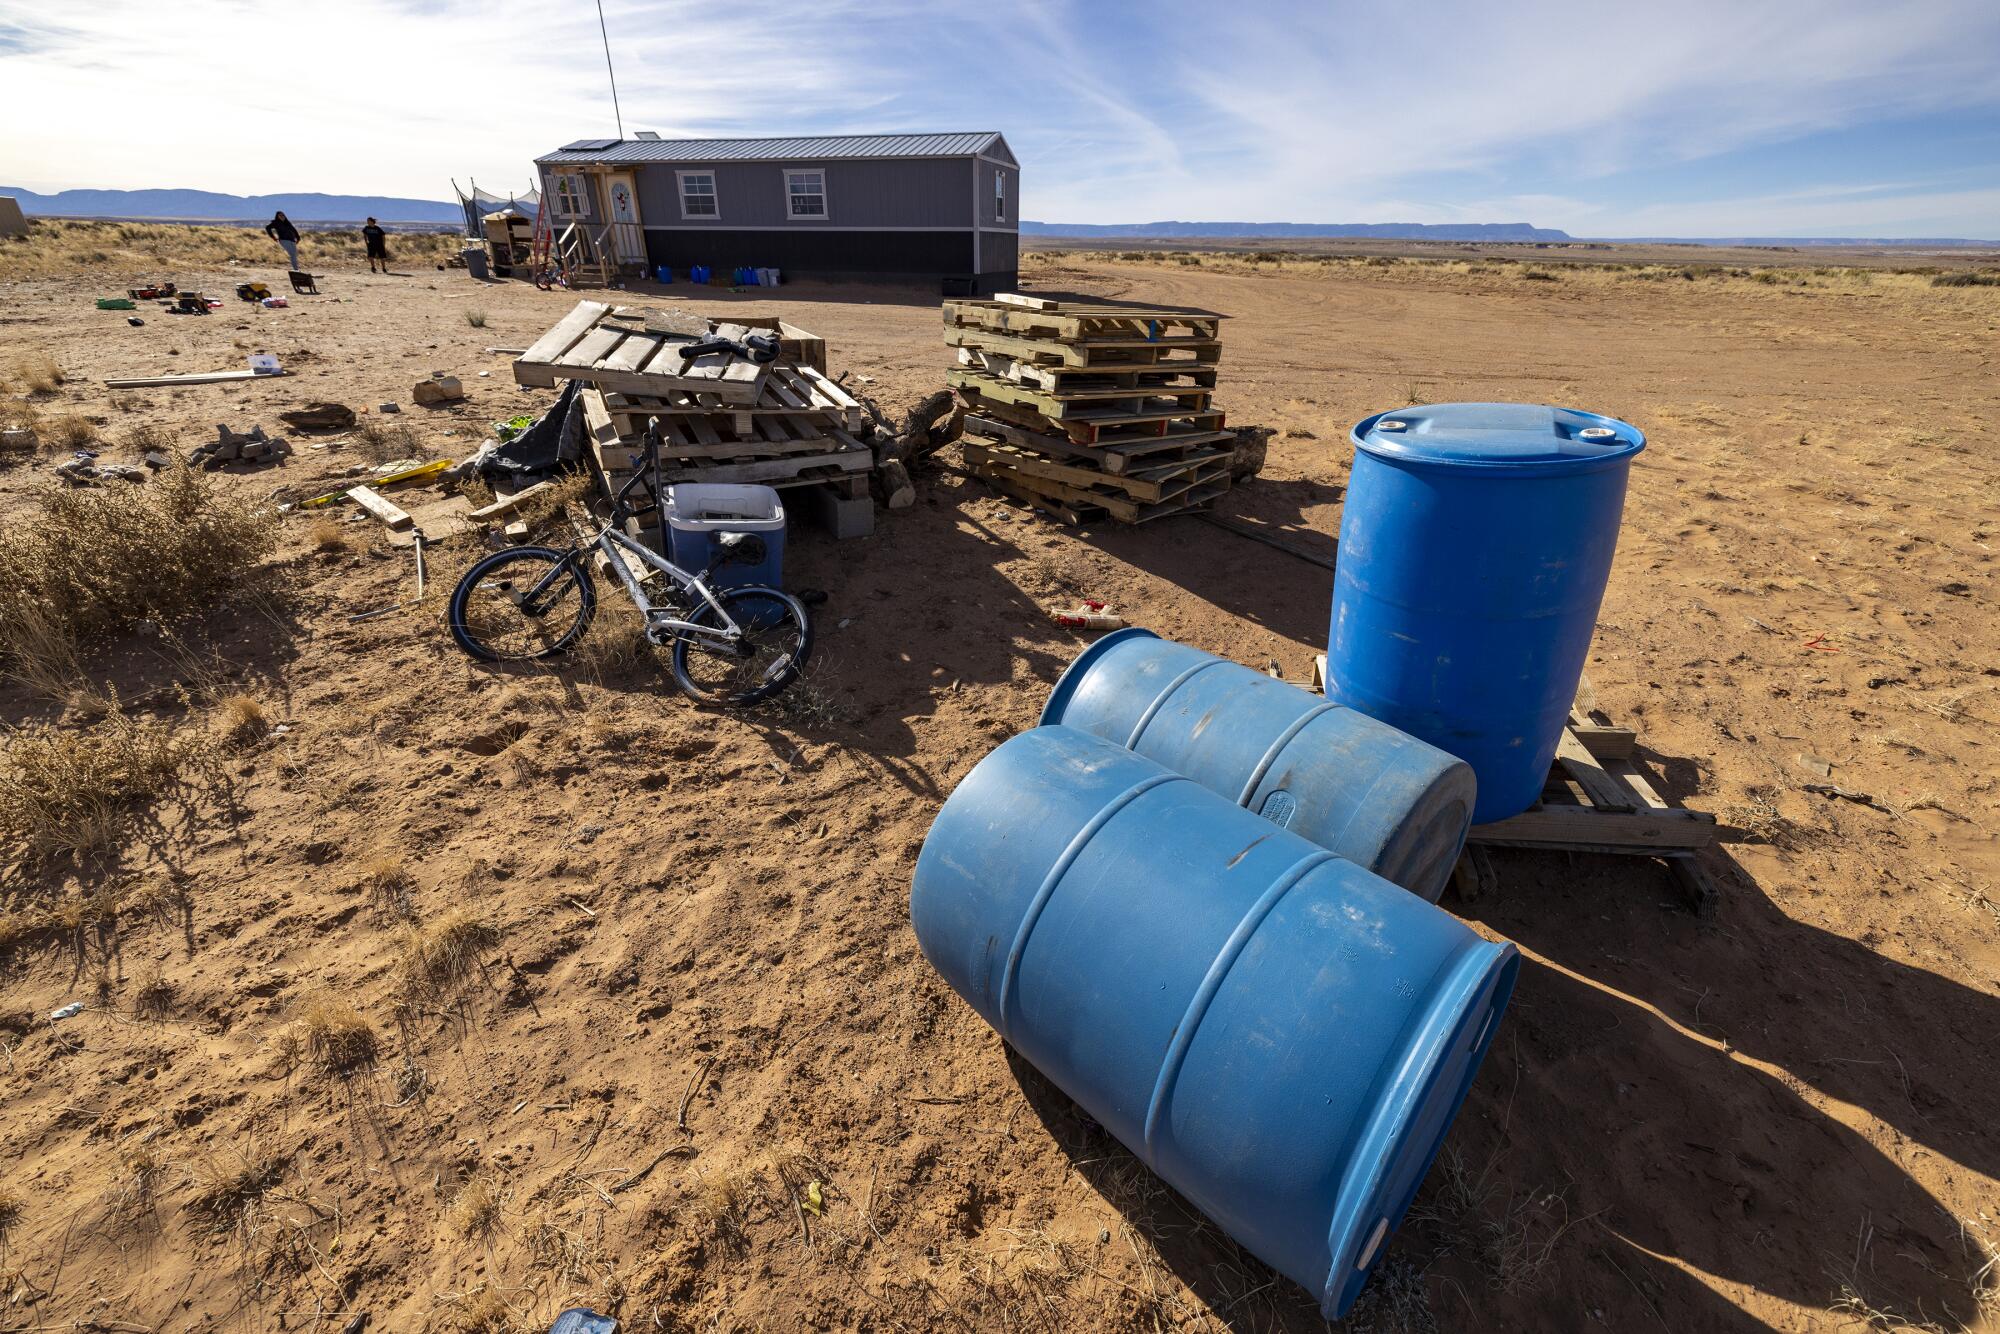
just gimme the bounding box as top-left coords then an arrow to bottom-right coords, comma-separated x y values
969,458 -> 1225,524
555,324 -> 627,369
515,300 -> 611,384
1570,711 -> 1639,760
1468,805 -> 1715,851
348,485 -> 413,532
469,479 -> 556,521
103,369 -> 291,388
962,413 -> 1232,474
602,330 -> 668,373
1554,730 -> 1637,812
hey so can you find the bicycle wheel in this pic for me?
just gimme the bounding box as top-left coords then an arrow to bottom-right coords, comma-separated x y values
670,586 -> 813,706
448,547 -> 596,661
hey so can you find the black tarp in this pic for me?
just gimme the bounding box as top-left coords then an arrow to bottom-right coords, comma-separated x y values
481,380 -> 584,482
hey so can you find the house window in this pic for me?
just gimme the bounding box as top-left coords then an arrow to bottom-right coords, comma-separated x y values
678,171 -> 718,219
785,168 -> 827,219
551,173 -> 586,217
994,171 -> 1006,223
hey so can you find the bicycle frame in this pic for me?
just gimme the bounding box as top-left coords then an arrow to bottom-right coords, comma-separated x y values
592,525 -> 746,648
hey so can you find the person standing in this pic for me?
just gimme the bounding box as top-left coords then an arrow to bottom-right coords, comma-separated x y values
264,210 -> 300,269
362,217 -> 389,273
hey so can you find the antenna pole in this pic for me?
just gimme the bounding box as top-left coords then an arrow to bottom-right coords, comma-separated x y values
596,0 -> 625,139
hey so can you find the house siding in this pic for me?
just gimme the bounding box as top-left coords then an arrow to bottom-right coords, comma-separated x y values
635,157 -> 973,229
642,228 -> 974,282
977,159 -> 1019,230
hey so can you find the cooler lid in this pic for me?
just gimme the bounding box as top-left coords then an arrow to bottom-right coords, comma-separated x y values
1352,402 -> 1644,474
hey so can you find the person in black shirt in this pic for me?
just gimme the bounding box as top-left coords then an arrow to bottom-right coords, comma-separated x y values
362,217 -> 389,273
264,211 -> 300,269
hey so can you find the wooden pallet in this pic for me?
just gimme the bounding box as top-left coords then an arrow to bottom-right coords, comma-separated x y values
582,386 -> 872,502
944,326 -> 1223,369
943,298 -> 1223,343
1307,658 -> 1719,912
955,346 -> 1219,392
962,413 -> 1234,474
602,360 -> 864,438
963,438 -> 1229,505
948,368 -> 1213,418
514,300 -> 769,403
971,455 -> 1227,525
956,383 -> 1225,446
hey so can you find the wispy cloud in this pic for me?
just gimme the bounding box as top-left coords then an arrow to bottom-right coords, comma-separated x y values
2,0 -> 1997,234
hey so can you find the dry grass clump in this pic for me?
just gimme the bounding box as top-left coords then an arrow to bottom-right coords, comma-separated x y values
291,994 -> 378,1074
219,692 -> 267,742
0,711 -> 199,866
4,352 -> 65,396
0,460 -> 275,684
1933,270 -> 2000,288
427,1287 -> 518,1334
398,908 -> 500,1003
182,1152 -> 284,1235
355,415 -> 424,463
43,412 -> 99,449
446,1176 -> 502,1240
0,1187 -> 23,1242
464,308 -> 488,328
364,858 -> 418,919
695,1165 -> 752,1245
309,515 -> 369,555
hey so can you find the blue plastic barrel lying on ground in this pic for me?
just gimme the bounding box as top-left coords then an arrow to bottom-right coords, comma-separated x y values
1041,628 -> 1475,902
910,726 -> 1518,1318
1329,403 -> 1645,823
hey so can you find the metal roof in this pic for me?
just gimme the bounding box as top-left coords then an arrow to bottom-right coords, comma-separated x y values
537,131 -> 1013,166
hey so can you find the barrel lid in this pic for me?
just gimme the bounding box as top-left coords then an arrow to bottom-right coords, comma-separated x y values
1352,402 -> 1644,474
1040,626 -> 1160,727
1320,941 -> 1521,1317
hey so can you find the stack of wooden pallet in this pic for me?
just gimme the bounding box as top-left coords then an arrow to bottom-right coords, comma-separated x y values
514,300 -> 876,535
945,294 -> 1232,524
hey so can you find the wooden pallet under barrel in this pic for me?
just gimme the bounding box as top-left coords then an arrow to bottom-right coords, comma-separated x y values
1310,658 -> 1720,913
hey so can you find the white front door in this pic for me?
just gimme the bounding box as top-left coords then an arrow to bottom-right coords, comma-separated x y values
605,172 -> 645,263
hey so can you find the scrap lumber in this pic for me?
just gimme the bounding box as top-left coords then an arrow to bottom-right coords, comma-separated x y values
103,369 -> 290,388
348,485 -> 414,531
469,479 -> 556,521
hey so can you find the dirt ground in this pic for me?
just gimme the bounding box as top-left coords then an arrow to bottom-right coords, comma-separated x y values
1,234 -> 1997,1334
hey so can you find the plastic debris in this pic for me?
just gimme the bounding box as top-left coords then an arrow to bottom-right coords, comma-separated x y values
1052,599 -> 1124,631
803,1180 -> 824,1216
51,1002 -> 84,1021
546,1310 -> 616,1334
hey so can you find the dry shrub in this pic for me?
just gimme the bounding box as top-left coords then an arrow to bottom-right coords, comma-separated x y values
0,1187 -> 22,1241
0,711 -> 199,866
292,994 -> 378,1074
5,352 -> 64,396
507,468 -> 595,532
464,308 -> 488,328
124,421 -> 172,454
220,692 -> 266,742
0,460 -> 275,682
399,908 -> 500,1003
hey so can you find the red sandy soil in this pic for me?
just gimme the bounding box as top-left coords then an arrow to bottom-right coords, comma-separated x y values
0,241 -> 1996,1333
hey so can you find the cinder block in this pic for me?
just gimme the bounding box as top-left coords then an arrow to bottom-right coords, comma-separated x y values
796,483 -> 875,540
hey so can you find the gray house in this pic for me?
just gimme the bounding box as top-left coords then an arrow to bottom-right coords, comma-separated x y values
533,131 -> 1019,293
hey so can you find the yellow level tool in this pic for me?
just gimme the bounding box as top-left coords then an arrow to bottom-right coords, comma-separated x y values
299,457 -> 453,508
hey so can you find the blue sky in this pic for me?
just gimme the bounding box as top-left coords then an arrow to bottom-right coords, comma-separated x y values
3,0 -> 1998,236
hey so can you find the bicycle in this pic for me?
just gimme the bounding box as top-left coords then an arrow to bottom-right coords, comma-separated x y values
446,423 -> 813,707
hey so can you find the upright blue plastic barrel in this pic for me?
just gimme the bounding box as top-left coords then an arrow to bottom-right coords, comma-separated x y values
1329,403 -> 1645,823
1041,628 -> 1475,902
910,726 -> 1519,1318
